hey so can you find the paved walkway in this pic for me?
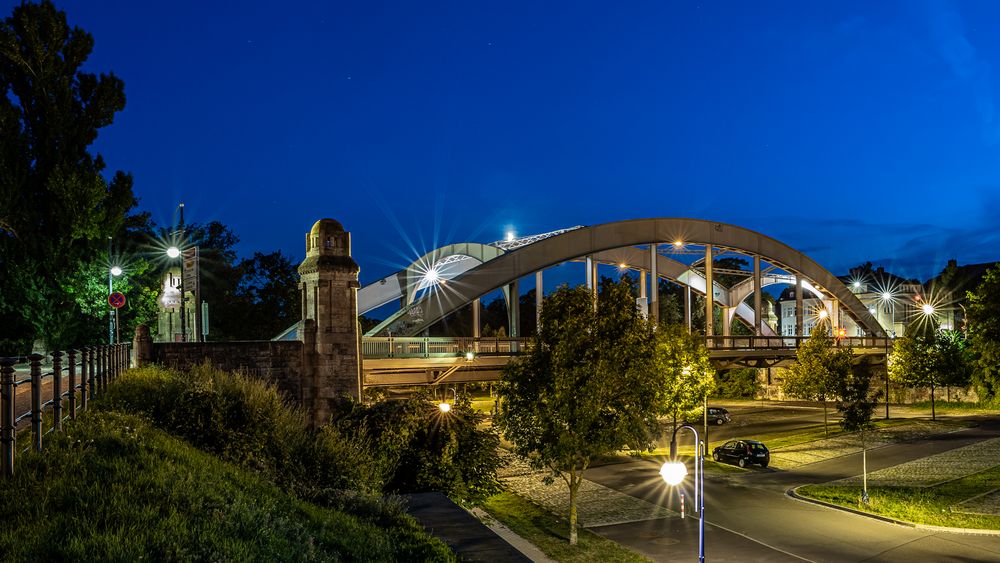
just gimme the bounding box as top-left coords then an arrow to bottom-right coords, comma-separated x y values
404,492 -> 531,562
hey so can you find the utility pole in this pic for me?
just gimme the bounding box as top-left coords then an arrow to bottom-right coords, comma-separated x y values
179,203 -> 186,342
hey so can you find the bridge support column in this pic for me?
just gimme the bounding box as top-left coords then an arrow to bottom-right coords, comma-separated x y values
535,271 -> 543,330
795,276 -> 804,337
685,285 -> 692,333
649,245 -> 659,325
473,298 -> 481,339
753,256 -> 762,336
705,245 -> 714,337
508,279 -> 520,338
722,306 -> 731,338
298,219 -> 362,427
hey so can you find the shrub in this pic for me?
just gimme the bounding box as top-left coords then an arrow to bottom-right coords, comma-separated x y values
334,392 -> 503,503
716,367 -> 762,398
99,363 -> 381,497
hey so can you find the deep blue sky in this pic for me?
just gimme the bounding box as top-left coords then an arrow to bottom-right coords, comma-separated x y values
22,0 -> 1000,283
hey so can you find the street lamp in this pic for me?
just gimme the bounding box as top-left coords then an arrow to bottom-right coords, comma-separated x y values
879,291 -> 896,337
660,424 -> 704,563
438,387 -> 458,413
108,238 -> 123,344
166,244 -> 187,341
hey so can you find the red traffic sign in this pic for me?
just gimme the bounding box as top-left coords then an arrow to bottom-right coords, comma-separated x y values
108,292 -> 126,309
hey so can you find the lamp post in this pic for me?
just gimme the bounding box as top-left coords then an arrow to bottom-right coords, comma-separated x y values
660,424 -> 704,563
166,244 -> 185,341
438,387 -> 458,413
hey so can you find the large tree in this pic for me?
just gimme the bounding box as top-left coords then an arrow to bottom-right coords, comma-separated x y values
967,265 -> 1000,401
495,279 -> 662,545
654,323 -> 715,428
781,328 -> 853,435
0,1 -> 136,352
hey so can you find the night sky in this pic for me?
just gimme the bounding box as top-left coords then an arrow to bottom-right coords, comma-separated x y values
25,0 -> 1000,284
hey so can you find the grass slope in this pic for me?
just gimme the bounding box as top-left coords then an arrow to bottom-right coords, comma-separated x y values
0,411 -> 454,562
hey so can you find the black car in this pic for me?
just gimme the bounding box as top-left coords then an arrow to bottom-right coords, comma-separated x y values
706,407 -> 731,425
712,440 -> 769,468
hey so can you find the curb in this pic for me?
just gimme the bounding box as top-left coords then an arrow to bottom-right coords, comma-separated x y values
786,486 -> 1000,536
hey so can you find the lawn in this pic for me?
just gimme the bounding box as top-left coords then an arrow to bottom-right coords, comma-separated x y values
798,465 -> 1000,530
479,492 -> 652,563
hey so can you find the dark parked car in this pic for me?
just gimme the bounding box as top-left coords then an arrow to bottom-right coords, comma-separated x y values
712,440 -> 769,468
706,407 -> 731,425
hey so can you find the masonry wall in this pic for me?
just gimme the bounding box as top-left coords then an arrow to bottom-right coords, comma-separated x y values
151,341 -> 304,402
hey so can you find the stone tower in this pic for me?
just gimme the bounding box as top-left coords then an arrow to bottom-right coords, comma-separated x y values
298,219 -> 362,425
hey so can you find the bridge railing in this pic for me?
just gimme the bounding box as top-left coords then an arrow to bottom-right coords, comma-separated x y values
362,337 -> 533,359
0,344 -> 132,478
704,336 -> 891,350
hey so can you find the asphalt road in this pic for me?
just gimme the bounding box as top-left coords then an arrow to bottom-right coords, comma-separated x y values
585,416 -> 1000,562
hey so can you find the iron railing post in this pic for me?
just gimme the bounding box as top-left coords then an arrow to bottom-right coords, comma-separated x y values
29,353 -> 44,451
87,347 -> 96,403
0,358 -> 15,477
67,349 -> 77,419
51,351 -> 63,431
98,346 -> 106,394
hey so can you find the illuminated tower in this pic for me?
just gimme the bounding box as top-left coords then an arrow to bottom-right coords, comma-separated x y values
298,219 -> 362,424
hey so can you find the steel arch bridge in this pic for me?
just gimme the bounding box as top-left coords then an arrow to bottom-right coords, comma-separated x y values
281,218 -> 890,387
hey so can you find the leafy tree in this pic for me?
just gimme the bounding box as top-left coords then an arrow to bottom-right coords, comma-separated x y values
496,280 -> 662,545
836,363 -> 882,504
716,368 -> 761,399
654,324 -> 715,427
967,266 -> 1000,401
889,329 -> 971,419
232,251 -> 301,340
782,328 -> 853,435
0,1 -> 137,353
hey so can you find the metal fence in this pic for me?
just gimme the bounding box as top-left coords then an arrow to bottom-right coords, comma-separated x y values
0,343 -> 132,478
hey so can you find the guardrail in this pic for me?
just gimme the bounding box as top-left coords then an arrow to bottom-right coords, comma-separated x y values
361,335 -> 892,359
361,337 -> 533,358
704,336 -> 891,350
0,343 -> 131,478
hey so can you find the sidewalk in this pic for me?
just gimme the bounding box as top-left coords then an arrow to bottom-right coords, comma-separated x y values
404,492 -> 532,562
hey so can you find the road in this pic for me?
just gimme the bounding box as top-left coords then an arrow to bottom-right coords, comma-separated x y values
584,416 -> 1000,562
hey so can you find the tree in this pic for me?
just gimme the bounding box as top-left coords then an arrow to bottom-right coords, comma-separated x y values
889,329 -> 972,419
233,251 -> 301,340
0,1 -> 137,352
836,363 -> 881,504
654,324 -> 715,428
967,266 -> 1000,401
782,328 -> 853,435
495,280 -> 662,545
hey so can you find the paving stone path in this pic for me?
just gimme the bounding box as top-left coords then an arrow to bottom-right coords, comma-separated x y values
832,436 -> 1000,488
499,454 -> 672,528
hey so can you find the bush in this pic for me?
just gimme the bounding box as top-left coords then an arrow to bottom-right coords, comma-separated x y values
99,364 -> 381,498
334,392 -> 503,503
715,368 -> 762,398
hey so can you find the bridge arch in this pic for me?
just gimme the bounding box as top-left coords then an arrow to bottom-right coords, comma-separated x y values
385,218 -> 884,338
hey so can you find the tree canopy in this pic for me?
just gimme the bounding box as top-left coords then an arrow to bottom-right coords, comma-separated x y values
0,1 -> 137,353
495,279 -> 663,545
967,265 -> 1000,400
781,328 -> 853,435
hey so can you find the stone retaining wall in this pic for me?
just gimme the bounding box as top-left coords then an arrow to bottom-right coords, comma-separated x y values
151,341 -> 304,402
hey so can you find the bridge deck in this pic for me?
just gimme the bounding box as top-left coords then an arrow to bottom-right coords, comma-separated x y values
360,336 -> 890,387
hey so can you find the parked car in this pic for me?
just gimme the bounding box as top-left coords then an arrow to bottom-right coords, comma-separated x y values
706,407 -> 731,425
712,439 -> 770,468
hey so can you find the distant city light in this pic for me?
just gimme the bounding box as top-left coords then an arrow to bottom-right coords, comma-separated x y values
922,303 -> 935,315
818,309 -> 828,319
868,307 -> 876,315
881,291 -> 893,302
166,246 -> 180,258
853,281 -> 861,289
110,266 -> 123,277
505,230 -> 516,242
618,263 -> 627,270
673,240 -> 683,248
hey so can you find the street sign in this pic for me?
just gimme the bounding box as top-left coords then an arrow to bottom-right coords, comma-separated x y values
108,292 -> 126,309
182,247 -> 199,290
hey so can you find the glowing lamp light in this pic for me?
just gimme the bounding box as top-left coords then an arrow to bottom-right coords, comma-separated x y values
465,351 -> 475,362
660,461 -> 688,486
673,240 -> 684,248
424,269 -> 440,283
922,304 -> 935,315
881,292 -> 893,302
110,266 -> 123,277
505,230 -> 516,242
166,246 -> 181,259
438,402 -> 451,413
853,281 -> 861,289
818,309 -> 828,319
868,307 -> 876,315
618,263 -> 627,270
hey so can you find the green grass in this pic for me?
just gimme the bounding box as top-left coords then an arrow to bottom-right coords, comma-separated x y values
798,465 -> 1000,529
480,492 -> 651,562
0,411 -> 453,562
907,401 -> 1000,415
